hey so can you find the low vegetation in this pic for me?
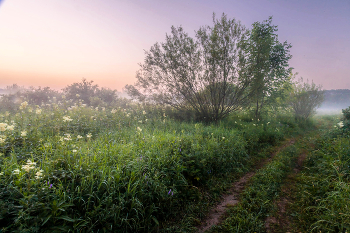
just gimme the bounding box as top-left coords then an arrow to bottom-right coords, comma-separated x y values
0,89 -> 316,232
290,109 -> 350,232
0,12 -> 346,233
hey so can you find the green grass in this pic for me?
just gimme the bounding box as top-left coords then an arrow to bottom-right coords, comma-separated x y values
208,143 -> 300,233
291,117 -> 350,232
0,100 -> 313,232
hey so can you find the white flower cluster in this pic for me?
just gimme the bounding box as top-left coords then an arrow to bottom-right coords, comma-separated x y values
19,101 -> 28,110
15,159 -> 44,179
0,122 -> 15,131
63,116 -> 73,122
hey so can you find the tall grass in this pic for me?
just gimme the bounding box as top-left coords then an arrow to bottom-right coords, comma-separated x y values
0,100 -> 309,232
291,115 -> 350,232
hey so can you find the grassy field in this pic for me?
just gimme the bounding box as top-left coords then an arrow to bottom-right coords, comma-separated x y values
0,98 -> 348,232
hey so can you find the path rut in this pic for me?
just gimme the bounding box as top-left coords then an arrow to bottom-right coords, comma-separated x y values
197,139 -> 296,232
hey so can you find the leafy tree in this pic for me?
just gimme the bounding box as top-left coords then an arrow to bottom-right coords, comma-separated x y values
289,78 -> 324,120
62,78 -> 118,106
244,17 -> 292,119
62,78 -> 98,105
125,14 -> 252,122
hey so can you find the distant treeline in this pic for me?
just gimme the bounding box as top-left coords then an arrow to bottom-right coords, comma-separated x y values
321,89 -> 350,109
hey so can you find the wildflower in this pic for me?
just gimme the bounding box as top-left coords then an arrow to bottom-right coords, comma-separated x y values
337,121 -> 344,128
26,159 -> 36,166
168,189 -> 173,196
0,123 -> 7,131
138,120 -> 143,123
13,169 -> 20,175
86,133 -> 92,138
63,116 -> 73,122
222,137 -> 225,140
6,125 -> 15,131
28,107 -> 33,112
19,101 -> 28,110
77,135 -> 83,139
36,109 -> 42,114
145,119 -> 148,122
0,135 -> 7,144
111,109 -> 117,114
76,94 -> 80,97
267,122 -> 270,125
0,172 -> 3,176
143,111 -> 146,115
35,170 -> 44,179
64,134 -> 72,141
49,184 -> 53,189
137,127 -> 142,132
72,149 -> 77,153
21,131 -> 27,137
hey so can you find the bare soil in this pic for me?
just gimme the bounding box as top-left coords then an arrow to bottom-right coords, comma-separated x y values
197,139 -> 296,233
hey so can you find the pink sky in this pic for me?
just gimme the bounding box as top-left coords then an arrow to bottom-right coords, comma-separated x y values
0,0 -> 349,91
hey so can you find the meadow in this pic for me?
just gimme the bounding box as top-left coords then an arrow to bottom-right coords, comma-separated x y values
0,94 -> 348,232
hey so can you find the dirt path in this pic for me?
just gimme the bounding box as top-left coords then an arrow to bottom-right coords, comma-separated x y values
197,139 -> 296,233
265,149 -> 308,233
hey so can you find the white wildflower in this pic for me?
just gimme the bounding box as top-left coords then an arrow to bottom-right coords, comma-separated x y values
0,123 -> 7,131
77,135 -> 83,139
137,127 -> 142,132
86,133 -> 92,138
36,109 -> 42,114
6,125 -> 15,131
21,131 -> 27,137
63,116 -> 73,122
337,121 -> 344,128
19,101 -> 28,110
0,135 -> 7,144
13,169 -> 20,175
35,169 -> 44,179
64,134 -> 72,141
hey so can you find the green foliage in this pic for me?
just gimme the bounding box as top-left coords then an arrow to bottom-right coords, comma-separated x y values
342,106 -> 350,132
291,127 -> 350,232
126,13 -> 253,123
289,78 -> 324,121
0,98 -> 304,232
62,78 -> 118,107
244,16 -> 293,120
210,145 -> 299,232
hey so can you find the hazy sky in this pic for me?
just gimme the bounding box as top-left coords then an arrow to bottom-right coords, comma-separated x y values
0,0 -> 349,91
